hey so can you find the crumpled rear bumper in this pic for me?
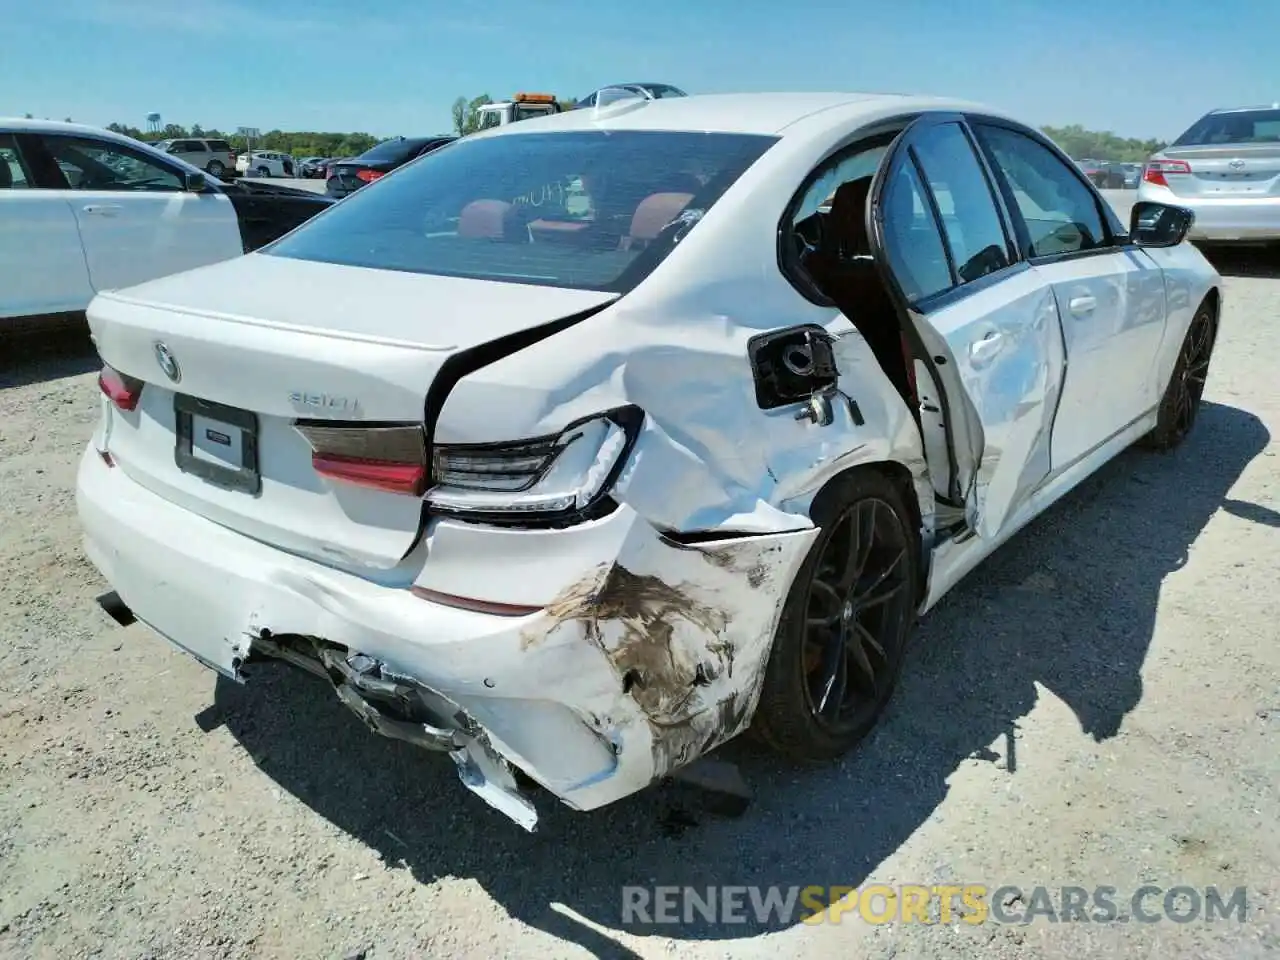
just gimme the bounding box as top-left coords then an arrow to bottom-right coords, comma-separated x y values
77,449 -> 817,829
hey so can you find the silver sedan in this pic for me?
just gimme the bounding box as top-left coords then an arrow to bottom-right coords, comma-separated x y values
1138,104 -> 1280,242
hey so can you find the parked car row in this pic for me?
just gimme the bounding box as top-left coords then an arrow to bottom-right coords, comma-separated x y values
150,139 -> 300,179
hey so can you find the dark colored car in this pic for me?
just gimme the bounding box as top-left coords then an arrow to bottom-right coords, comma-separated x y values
312,157 -> 349,181
325,136 -> 456,197
298,156 -> 329,178
217,177 -> 335,250
1076,158 -> 1126,188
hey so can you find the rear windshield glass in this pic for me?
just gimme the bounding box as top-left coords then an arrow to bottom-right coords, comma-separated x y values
1173,109 -> 1280,146
265,129 -> 778,292
357,138 -> 422,164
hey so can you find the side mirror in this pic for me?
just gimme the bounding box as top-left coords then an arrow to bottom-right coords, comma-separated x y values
182,170 -> 208,192
1129,201 -> 1194,248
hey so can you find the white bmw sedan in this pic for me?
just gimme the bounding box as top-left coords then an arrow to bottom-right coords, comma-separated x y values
77,92 -> 1221,830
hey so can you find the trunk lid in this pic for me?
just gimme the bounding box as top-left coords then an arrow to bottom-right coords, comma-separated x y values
89,253 -> 616,573
1154,143 -> 1280,199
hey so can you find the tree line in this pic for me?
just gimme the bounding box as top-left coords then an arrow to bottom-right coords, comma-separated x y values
26,109 -> 1168,163
100,122 -> 382,159
1039,125 -> 1167,163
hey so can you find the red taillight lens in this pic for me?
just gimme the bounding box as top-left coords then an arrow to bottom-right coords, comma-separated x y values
355,169 -> 384,183
98,365 -> 143,411
408,585 -> 542,617
1142,159 -> 1190,187
311,455 -> 427,495
295,422 -> 427,496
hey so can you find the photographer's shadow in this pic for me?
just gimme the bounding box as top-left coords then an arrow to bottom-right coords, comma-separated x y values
206,401 -> 1269,954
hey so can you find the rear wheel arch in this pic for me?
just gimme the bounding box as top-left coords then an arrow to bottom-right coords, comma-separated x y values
1203,285 -> 1221,322
751,461 -> 925,760
818,460 -> 928,605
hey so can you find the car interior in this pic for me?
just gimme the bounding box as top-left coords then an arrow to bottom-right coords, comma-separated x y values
797,174 -> 916,409
455,169 -> 706,251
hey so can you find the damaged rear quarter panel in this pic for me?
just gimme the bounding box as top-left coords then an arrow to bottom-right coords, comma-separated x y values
520,522 -> 817,777
433,284 -> 931,538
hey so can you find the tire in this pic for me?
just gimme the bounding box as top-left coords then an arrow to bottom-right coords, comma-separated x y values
751,469 -> 920,762
257,165 -> 271,178
1139,299 -> 1218,451
206,160 -> 225,177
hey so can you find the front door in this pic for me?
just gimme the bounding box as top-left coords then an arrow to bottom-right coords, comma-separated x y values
35,134 -> 243,293
867,114 -> 1067,540
966,120 -> 1168,470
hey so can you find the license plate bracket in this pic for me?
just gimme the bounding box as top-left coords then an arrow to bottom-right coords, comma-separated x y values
174,394 -> 261,495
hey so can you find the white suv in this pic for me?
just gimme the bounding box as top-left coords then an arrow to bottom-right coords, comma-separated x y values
153,138 -> 235,177
235,151 -> 295,178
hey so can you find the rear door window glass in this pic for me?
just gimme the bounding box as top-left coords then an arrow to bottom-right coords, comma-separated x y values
908,122 -> 1011,284
881,160 -> 954,302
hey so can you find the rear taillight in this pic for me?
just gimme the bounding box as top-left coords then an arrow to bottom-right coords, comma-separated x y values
98,365 -> 143,411
1143,159 -> 1190,187
311,455 -> 426,495
355,169 -> 384,184
295,423 -> 427,496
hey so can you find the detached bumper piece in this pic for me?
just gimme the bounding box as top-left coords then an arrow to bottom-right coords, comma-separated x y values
259,635 -> 540,831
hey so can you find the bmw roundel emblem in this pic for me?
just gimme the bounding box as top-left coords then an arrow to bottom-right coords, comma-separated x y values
153,341 -> 181,383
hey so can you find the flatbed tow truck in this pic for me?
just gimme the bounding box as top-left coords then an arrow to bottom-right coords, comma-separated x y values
474,92 -> 565,130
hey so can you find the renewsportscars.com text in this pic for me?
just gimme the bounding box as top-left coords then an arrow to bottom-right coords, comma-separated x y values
620,884 -> 1249,926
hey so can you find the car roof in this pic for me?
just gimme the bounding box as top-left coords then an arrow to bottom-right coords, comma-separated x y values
1206,103 -> 1280,114
0,116 -> 147,141
477,91 -> 1006,138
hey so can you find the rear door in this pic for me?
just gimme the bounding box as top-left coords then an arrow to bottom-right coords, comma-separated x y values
0,132 -> 94,319
969,120 -> 1168,470
867,114 -> 1066,540
34,133 -> 244,292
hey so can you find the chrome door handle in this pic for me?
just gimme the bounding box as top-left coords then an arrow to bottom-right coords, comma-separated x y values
82,204 -> 122,216
1069,295 -> 1097,315
969,331 -> 1004,364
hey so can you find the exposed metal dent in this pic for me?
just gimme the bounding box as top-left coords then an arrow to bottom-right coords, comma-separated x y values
230,517 -> 813,829
251,634 -> 544,830
450,734 -> 540,832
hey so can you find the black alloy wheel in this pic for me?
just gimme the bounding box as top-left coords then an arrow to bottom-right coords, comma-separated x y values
752,470 -> 919,761
1142,301 -> 1218,451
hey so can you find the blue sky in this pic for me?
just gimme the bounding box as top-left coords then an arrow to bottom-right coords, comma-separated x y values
3,0 -> 1275,139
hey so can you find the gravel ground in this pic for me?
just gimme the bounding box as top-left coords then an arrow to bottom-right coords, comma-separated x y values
1,211 -> 1278,958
